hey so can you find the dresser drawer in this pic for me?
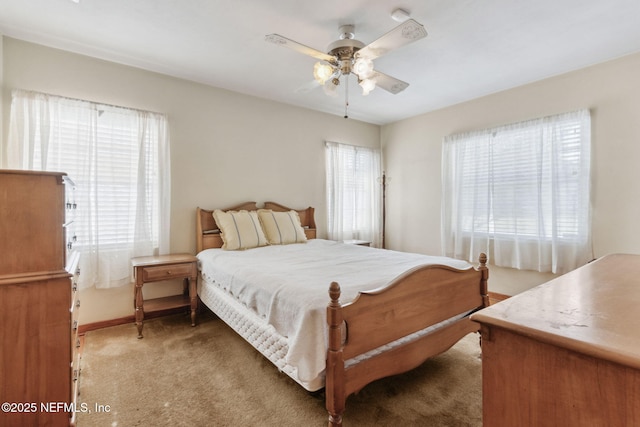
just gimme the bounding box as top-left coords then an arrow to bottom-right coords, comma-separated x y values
140,262 -> 195,282
71,310 -> 80,354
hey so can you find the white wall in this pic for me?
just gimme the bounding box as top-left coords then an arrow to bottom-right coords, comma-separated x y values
1,37 -> 380,324
5,34 -> 640,321
382,52 -> 640,295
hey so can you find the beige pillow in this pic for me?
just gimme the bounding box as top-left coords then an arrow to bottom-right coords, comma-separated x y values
258,209 -> 307,245
212,210 -> 269,250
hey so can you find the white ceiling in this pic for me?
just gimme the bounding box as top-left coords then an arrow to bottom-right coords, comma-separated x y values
2,0 -> 640,125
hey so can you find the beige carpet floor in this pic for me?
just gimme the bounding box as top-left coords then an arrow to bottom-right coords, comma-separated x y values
77,311 -> 482,426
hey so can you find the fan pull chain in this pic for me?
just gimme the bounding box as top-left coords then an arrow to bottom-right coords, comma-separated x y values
344,75 -> 349,119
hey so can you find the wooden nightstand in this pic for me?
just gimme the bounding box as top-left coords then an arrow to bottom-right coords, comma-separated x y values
131,253 -> 198,339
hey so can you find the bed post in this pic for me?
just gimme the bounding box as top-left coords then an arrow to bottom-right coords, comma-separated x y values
478,253 -> 490,308
477,253 -> 490,348
326,282 -> 345,427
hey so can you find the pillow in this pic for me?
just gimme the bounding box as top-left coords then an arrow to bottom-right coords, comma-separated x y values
212,209 -> 269,250
258,209 -> 307,245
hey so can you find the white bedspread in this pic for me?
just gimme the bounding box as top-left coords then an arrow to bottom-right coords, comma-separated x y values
197,239 -> 472,383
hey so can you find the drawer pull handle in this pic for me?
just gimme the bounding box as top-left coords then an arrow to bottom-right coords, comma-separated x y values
166,271 -> 171,275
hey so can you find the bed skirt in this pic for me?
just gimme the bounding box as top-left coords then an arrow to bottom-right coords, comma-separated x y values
198,275 -> 326,391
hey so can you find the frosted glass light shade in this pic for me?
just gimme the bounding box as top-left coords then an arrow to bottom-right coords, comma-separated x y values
323,79 -> 339,97
313,62 -> 335,84
353,57 -> 374,79
359,78 -> 375,95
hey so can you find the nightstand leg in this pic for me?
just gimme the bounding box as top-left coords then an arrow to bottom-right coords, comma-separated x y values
134,282 -> 144,338
188,276 -> 197,326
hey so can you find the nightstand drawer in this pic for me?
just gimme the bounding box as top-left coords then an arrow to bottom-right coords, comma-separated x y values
141,263 -> 195,282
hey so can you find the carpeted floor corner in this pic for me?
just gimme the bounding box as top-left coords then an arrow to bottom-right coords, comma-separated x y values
77,312 -> 482,426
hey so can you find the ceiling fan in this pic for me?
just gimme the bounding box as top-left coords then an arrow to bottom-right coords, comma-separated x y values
265,11 -> 427,109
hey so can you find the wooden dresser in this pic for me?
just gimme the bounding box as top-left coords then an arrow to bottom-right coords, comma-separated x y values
0,170 -> 81,427
471,254 -> 640,427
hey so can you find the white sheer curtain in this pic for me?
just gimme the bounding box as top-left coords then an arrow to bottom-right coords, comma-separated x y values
325,141 -> 382,247
7,90 -> 171,289
441,109 -> 592,274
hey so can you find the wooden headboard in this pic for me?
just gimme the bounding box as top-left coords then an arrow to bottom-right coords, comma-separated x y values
196,201 -> 316,253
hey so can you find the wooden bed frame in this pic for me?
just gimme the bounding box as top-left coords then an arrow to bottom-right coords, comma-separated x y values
196,202 -> 489,427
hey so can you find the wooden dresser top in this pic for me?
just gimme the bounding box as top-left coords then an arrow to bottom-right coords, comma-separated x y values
472,253 -> 640,370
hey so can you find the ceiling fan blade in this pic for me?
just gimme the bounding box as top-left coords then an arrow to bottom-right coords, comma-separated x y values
357,19 -> 427,60
370,71 -> 409,94
265,34 -> 336,63
295,79 -> 321,94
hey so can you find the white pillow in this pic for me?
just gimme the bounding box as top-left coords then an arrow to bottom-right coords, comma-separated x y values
258,209 -> 307,245
212,210 -> 269,250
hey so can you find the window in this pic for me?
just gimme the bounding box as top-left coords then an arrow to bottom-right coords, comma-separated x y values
7,90 -> 170,289
441,109 -> 592,274
325,141 -> 382,247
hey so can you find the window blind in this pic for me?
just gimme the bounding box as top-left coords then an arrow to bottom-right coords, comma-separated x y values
8,90 -> 170,289
325,141 -> 382,247
442,109 -> 592,273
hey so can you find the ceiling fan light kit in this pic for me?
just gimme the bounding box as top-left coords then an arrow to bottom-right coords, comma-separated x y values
359,77 -> 376,96
313,62 -> 335,85
353,57 -> 374,79
324,78 -> 340,97
265,15 -> 427,117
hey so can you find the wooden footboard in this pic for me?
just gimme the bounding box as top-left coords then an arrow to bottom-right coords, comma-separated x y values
326,254 -> 489,427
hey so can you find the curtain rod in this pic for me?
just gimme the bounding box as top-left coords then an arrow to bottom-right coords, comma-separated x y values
325,140 -> 380,152
12,89 -> 166,117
